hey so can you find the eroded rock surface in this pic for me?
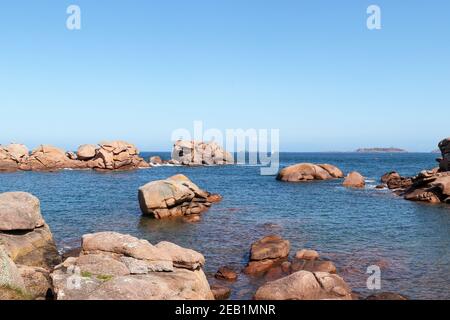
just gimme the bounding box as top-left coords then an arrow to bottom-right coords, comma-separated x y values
172,140 -> 234,166
138,174 -> 221,219
276,163 -> 343,182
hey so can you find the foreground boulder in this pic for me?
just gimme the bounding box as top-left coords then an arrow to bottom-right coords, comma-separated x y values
50,232 -> 213,300
276,163 -> 343,182
0,192 -> 60,270
343,171 -> 365,188
254,270 -> 352,300
138,174 -> 221,219
171,140 -> 234,165
0,192 -> 60,299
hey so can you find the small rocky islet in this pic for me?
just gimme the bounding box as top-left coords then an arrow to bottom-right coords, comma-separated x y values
2,137 -> 450,300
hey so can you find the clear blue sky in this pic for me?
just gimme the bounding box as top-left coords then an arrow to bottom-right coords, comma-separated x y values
1,0 -> 449,152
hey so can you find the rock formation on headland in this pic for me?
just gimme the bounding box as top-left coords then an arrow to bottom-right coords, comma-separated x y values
356,147 -> 407,153
276,163 -> 344,182
0,192 -> 60,299
171,140 -> 234,166
138,174 -> 222,219
50,232 -> 214,300
382,137 -> 450,204
0,141 -> 149,172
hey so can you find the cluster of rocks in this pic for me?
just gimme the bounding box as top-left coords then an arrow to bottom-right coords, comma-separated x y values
0,191 -> 214,300
381,137 -> 450,204
240,235 -> 352,300
276,163 -> 366,188
0,192 -> 60,300
51,232 -> 213,300
138,174 -> 222,219
171,140 -> 234,166
0,141 -> 149,172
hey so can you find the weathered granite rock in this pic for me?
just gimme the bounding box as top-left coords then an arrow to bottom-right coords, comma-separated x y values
0,192 -> 44,231
138,174 -> 220,219
244,235 -> 290,276
21,145 -> 84,171
172,140 -> 234,166
82,232 -> 173,271
0,144 -> 29,172
0,246 -> 27,299
295,249 -> 320,261
437,137 -> 450,171
149,156 -> 163,165
0,192 -> 60,270
17,265 -> 53,299
276,163 -> 343,182
50,232 -> 213,300
211,284 -> 231,300
343,171 -> 365,188
254,270 -> 352,300
215,266 -> 238,281
89,141 -> 149,171
77,144 -> 97,161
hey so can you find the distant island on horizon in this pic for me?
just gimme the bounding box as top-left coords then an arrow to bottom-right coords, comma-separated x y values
355,147 -> 408,153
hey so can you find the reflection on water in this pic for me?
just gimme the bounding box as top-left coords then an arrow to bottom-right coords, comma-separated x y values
0,152 -> 449,299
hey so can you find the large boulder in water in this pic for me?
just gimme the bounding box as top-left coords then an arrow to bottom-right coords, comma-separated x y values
138,174 -> 220,219
343,171 -> 365,188
276,163 -> 343,182
50,232 -> 214,300
20,145 -> 86,171
254,270 -> 352,300
172,140 -> 234,166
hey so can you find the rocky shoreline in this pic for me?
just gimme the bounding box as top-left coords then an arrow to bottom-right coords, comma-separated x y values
0,190 -> 408,300
0,140 -> 234,173
380,137 -> 450,204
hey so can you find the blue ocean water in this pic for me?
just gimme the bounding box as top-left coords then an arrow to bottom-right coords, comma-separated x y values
0,152 -> 449,299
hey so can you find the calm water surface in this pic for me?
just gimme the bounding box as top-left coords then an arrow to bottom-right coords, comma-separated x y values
1,153 -> 449,299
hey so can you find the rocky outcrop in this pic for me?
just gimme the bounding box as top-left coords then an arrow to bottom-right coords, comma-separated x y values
437,137 -> 450,171
87,141 -> 149,171
343,171 -> 365,188
0,192 -> 60,270
0,144 -> 29,172
138,174 -> 221,219
244,235 -> 290,275
254,270 -> 352,300
382,138 -> 450,204
0,192 -> 60,300
171,140 -> 234,166
215,266 -> 238,281
50,232 -> 214,300
0,141 -> 149,172
276,163 -> 343,182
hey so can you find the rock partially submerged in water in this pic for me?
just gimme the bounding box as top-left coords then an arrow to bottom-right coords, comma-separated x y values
343,171 -> 365,188
0,192 -> 60,300
172,140 -> 234,166
138,174 -> 221,219
88,141 -> 149,171
50,232 -> 213,300
254,270 -> 352,300
0,144 -> 29,172
276,163 -> 343,182
244,235 -> 290,275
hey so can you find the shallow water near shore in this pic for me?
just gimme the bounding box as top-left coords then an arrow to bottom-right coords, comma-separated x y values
1,152 -> 449,299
